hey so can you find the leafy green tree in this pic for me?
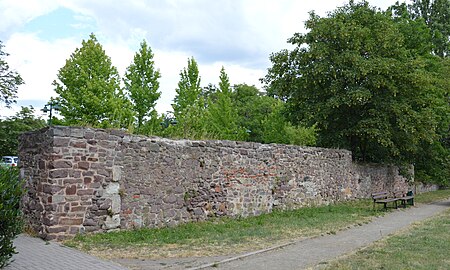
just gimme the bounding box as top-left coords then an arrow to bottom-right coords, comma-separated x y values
0,167 -> 23,268
171,57 -> 206,138
230,84 -> 316,145
201,83 -> 218,105
264,1 -> 448,165
261,100 -> 317,146
232,84 -> 272,142
124,40 -> 161,133
206,67 -> 245,140
409,0 -> 450,57
53,33 -> 133,128
0,106 -> 45,155
0,41 -> 24,108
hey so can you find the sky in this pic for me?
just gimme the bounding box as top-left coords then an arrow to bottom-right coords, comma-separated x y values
0,0 -> 404,119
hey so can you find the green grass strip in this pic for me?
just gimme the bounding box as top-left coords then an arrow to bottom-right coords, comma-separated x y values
325,208 -> 450,270
65,189 -> 450,259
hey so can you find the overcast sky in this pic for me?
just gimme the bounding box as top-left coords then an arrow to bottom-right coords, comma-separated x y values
0,0 -> 405,119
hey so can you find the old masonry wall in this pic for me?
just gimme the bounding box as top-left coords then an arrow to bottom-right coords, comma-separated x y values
19,126 -> 410,240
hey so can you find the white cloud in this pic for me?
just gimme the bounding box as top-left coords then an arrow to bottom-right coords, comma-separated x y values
1,0 -> 412,118
5,33 -> 78,101
0,0 -> 59,36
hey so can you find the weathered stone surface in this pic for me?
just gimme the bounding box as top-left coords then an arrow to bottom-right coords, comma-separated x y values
19,126 -> 412,241
59,218 -> 83,226
78,161 -> 90,170
50,160 -> 72,169
65,185 -> 77,195
49,169 -> 68,179
104,214 -> 120,229
112,166 -> 121,182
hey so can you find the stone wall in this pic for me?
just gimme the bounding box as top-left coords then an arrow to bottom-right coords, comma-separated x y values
19,126 -> 410,240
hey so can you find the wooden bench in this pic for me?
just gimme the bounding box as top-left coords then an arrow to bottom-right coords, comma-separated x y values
393,190 -> 414,207
371,191 -> 398,209
371,190 -> 414,209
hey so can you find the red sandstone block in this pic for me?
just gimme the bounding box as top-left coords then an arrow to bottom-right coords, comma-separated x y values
77,189 -> 94,196
51,160 -> 73,169
78,161 -> 90,170
71,206 -> 86,212
49,169 -> 69,178
84,177 -> 92,184
53,137 -> 70,147
70,140 -> 87,148
59,218 -> 83,225
66,185 -> 77,195
63,178 -> 82,184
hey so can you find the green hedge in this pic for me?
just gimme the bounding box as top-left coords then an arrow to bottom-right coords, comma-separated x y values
0,167 -> 24,268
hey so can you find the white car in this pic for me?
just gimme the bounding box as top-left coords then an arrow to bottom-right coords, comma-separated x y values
1,156 -> 19,167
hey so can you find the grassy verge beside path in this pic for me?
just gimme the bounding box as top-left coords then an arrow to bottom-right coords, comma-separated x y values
65,189 -> 450,260
322,208 -> 450,270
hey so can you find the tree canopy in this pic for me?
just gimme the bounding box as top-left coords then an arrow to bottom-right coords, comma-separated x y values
0,106 -> 45,155
171,57 -> 206,138
409,0 -> 450,57
205,67 -> 245,140
124,39 -> 161,133
53,33 -> 132,128
263,1 -> 449,168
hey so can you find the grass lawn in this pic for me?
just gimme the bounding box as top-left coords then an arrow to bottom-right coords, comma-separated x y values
323,208 -> 450,270
64,189 -> 450,260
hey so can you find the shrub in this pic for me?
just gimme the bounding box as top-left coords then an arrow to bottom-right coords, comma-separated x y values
0,166 -> 24,268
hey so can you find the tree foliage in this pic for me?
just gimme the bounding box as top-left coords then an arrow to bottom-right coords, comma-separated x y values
205,67 -> 246,140
171,57 -> 206,138
0,167 -> 23,268
232,84 -> 316,145
0,106 -> 45,155
263,1 -> 449,167
53,33 -> 133,128
409,0 -> 450,57
124,40 -> 161,132
0,41 -> 23,108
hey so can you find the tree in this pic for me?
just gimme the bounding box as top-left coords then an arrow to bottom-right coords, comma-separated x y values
171,57 -> 206,138
409,0 -> 450,57
232,84 -> 269,142
0,41 -> 24,108
261,100 -> 317,146
205,67 -> 245,140
263,1 -> 448,165
0,166 -> 23,268
53,33 -> 133,128
124,40 -> 161,133
0,106 -> 45,155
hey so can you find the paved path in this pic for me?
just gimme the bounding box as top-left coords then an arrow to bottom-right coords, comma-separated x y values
196,200 -> 450,270
4,199 -> 449,270
4,234 -> 127,270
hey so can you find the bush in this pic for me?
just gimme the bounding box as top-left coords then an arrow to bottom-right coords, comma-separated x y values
0,166 -> 23,268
